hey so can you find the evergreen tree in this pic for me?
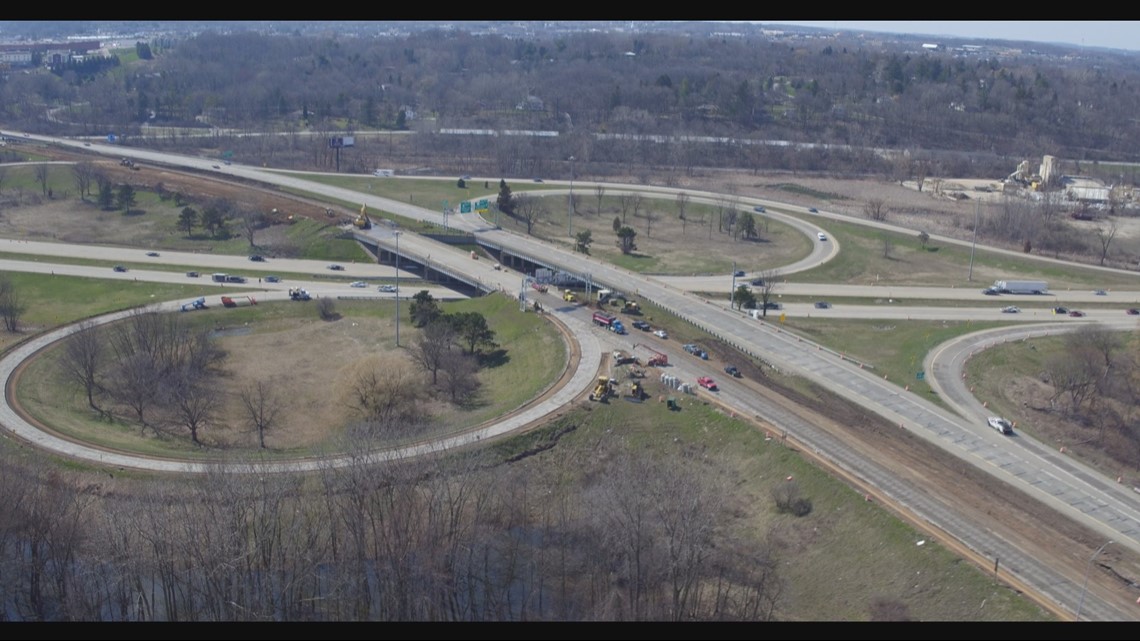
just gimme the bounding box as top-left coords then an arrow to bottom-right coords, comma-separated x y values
497,179 -> 514,216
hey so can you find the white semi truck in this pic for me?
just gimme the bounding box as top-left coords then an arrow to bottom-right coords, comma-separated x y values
990,280 -> 1048,295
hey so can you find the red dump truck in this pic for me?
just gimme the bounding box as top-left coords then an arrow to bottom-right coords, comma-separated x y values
221,295 -> 257,308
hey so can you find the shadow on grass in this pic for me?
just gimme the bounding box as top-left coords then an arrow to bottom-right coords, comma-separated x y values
479,348 -> 510,369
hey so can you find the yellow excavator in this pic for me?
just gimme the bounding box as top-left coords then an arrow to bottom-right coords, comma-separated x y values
354,203 -> 372,229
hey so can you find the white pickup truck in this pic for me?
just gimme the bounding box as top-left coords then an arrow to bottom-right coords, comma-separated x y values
987,416 -> 1014,435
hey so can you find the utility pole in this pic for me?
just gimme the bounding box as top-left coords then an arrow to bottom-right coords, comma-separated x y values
568,155 -> 575,238
394,231 -> 402,347
1076,539 -> 1112,620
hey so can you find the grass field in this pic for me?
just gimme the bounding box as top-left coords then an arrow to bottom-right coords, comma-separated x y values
495,391 -> 1051,621
15,291 -> 567,459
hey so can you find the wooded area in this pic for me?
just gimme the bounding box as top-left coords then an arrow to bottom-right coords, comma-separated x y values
5,26 -> 1140,182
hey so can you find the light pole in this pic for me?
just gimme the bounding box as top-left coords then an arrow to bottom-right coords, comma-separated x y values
968,201 -> 979,282
568,155 -> 575,239
394,231 -> 402,347
1076,539 -> 1112,620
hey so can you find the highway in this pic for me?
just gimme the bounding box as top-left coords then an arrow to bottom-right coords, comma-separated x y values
2,135 -> 1140,619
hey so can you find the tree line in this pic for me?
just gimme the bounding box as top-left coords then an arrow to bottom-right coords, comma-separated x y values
6,27 -> 1140,178
0,428 -> 792,621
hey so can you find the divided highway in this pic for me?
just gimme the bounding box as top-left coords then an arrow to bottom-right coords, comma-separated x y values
2,138 -> 1139,619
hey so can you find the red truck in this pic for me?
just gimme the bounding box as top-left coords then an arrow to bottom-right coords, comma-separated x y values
221,295 -> 257,308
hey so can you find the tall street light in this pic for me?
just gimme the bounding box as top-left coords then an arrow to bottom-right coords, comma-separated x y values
1076,539 -> 1112,620
394,231 -> 402,347
968,201 -> 979,282
568,155 -> 575,238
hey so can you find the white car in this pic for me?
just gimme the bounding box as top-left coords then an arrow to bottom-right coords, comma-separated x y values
816,232 -> 828,241
1001,306 -> 1020,313
378,284 -> 398,293
349,281 -> 367,288
653,329 -> 668,339
987,416 -> 1014,435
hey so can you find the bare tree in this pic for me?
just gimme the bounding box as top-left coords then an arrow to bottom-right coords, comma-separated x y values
239,380 -> 283,449
618,193 -> 636,225
676,191 -> 690,235
1094,220 -> 1118,266
630,193 -> 644,221
239,209 -> 265,248
594,184 -> 606,215
340,354 -> 428,434
917,230 -> 930,249
755,269 -> 781,318
864,198 -> 888,222
71,161 -> 97,201
882,235 -> 894,259
166,368 -> 219,447
59,320 -> 108,418
0,165 -> 7,195
317,296 -> 337,321
409,319 -> 457,385
108,352 -> 162,434
34,163 -> 49,197
0,272 -> 26,332
439,349 -> 481,404
513,193 -> 546,235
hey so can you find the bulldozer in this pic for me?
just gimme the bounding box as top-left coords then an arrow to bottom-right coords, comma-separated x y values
589,376 -> 614,402
622,300 -> 641,315
563,289 -> 578,303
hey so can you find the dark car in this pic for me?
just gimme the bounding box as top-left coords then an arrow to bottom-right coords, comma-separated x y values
632,320 -> 651,331
808,207 -> 818,213
982,288 -> 1000,295
113,265 -> 128,272
327,264 -> 344,271
733,270 -> 745,277
265,275 -> 280,283
753,205 -> 766,213
762,302 -> 782,310
814,301 -> 832,309
1053,307 -> 1069,314
724,365 -> 741,378
145,251 -> 159,257
750,278 -> 765,286
1068,310 -> 1086,317
186,271 -> 200,278
1127,309 -> 1140,316
249,255 -> 266,262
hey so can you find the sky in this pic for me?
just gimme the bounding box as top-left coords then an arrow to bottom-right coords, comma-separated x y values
771,21 -> 1140,53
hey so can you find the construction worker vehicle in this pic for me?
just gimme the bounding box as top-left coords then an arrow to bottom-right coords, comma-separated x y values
612,350 -> 637,366
563,289 -> 578,302
179,297 -> 208,312
634,343 -> 669,367
288,287 -> 311,301
622,300 -> 641,315
589,376 -> 616,402
354,203 -> 372,229
683,343 -> 708,360
221,295 -> 257,308
592,311 -> 626,334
